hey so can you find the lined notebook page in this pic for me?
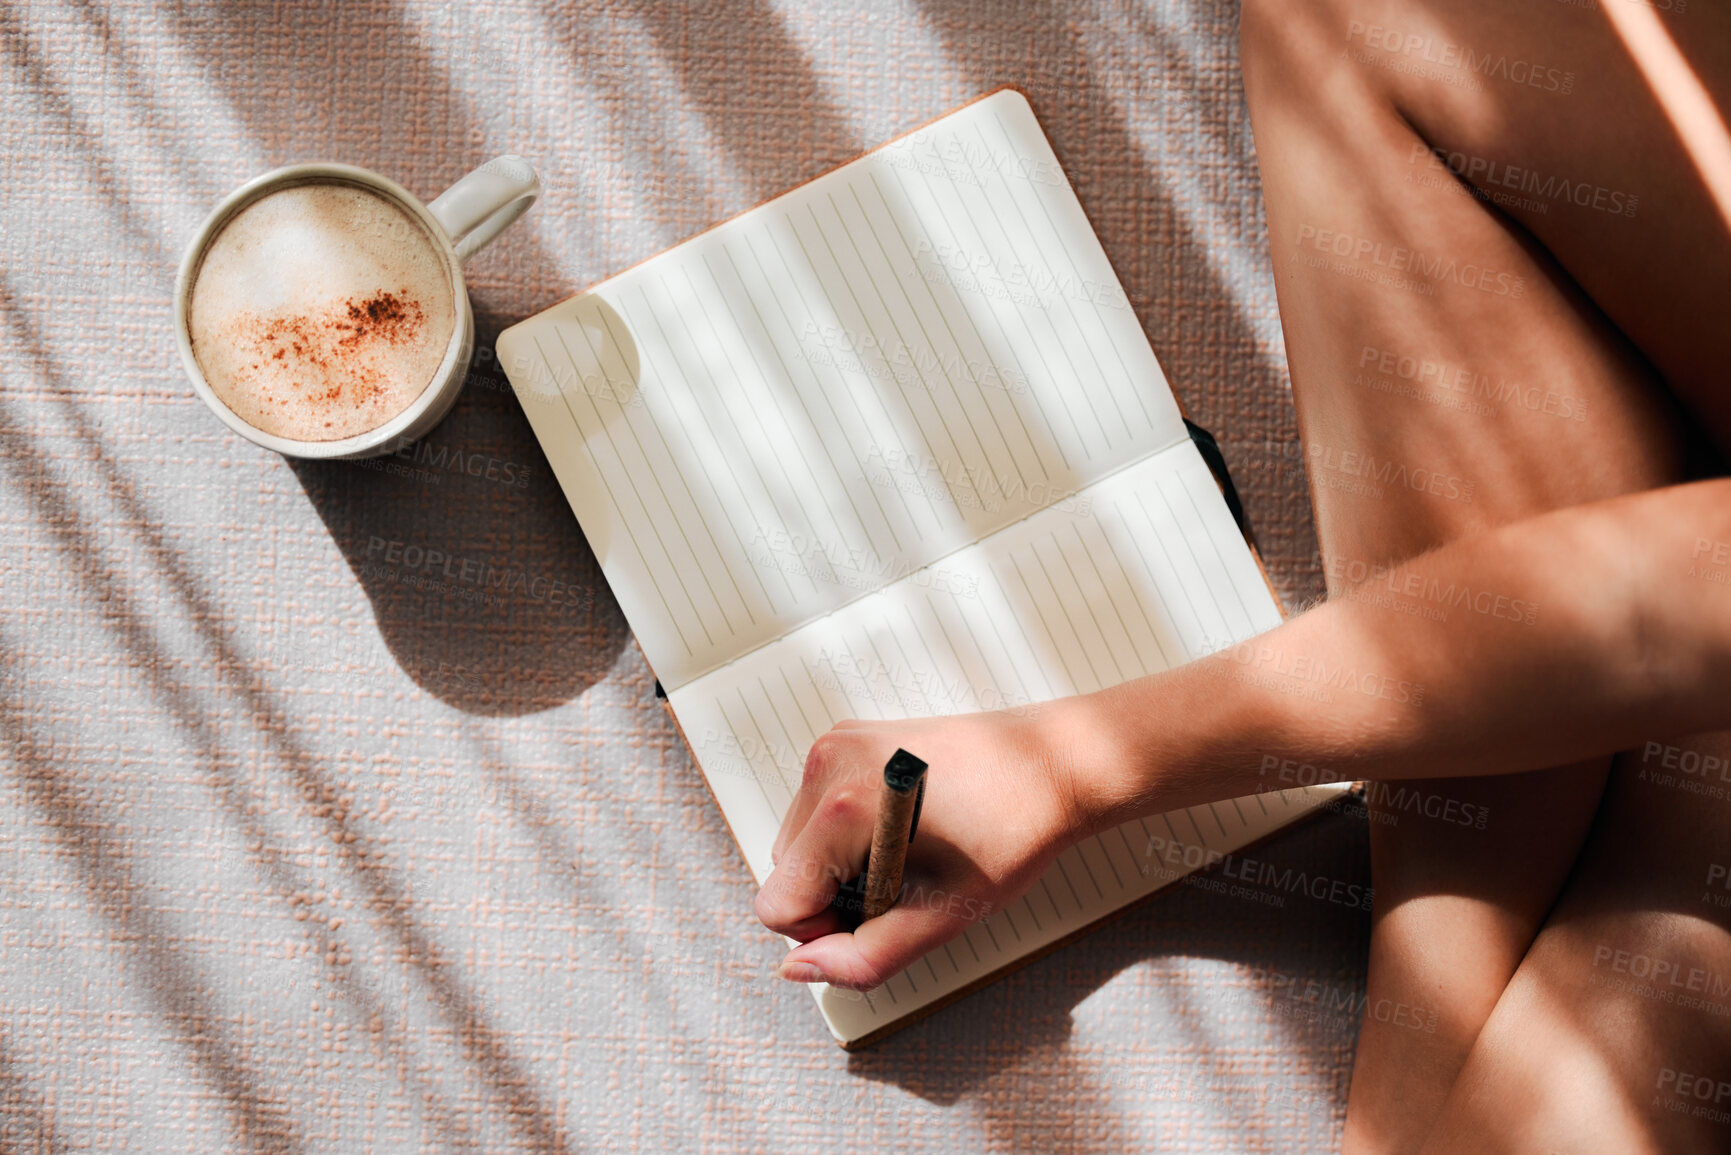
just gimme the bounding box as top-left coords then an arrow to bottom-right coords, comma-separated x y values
498,90 -> 1186,690
500,88 -> 1347,1047
665,443 -> 1348,1044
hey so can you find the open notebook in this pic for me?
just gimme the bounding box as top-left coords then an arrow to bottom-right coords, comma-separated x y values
498,88 -> 1346,1048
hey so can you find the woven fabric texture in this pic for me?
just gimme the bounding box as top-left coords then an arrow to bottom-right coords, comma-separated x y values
0,1 -> 1369,1150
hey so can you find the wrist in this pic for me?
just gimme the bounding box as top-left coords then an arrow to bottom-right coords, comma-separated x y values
1030,684 -> 1166,842
1040,660 -> 1284,838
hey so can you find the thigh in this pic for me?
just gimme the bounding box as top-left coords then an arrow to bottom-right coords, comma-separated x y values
1358,0 -> 1731,437
1238,0 -> 1730,1149
1242,0 -> 1690,565
1348,762 -> 1610,1150
1422,734 -> 1731,1154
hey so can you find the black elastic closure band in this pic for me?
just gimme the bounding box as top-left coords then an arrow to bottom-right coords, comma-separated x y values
1185,418 -> 1249,538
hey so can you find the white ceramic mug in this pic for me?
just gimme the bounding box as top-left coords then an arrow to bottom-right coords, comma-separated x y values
174,156 -> 540,459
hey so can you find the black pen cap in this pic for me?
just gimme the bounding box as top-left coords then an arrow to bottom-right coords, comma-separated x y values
883,749 -> 928,793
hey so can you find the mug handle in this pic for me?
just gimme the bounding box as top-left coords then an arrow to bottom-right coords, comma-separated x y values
428,155 -> 540,265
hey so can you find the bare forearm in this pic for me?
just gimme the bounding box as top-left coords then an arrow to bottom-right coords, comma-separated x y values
1056,480 -> 1731,831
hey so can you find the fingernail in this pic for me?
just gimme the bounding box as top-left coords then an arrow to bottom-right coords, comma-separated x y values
779,961 -> 826,984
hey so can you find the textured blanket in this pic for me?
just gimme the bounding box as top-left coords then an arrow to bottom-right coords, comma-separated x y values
0,1 -> 1366,1150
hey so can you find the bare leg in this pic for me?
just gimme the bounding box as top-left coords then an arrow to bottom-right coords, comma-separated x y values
1240,0 -> 1731,1148
1425,735 -> 1731,1153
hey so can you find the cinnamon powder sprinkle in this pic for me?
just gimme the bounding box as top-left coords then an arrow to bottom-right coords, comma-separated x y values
234,290 -> 429,413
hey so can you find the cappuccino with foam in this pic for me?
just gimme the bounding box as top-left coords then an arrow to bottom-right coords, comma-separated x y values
188,182 -> 457,442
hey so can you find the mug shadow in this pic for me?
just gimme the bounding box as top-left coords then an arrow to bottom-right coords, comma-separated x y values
289,307 -> 629,716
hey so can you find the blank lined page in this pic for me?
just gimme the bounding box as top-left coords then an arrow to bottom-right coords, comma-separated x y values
498,89 -> 1337,1049
665,442 -> 1346,1045
498,90 -> 1187,691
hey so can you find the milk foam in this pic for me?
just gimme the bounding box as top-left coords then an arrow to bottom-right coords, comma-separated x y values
189,182 -> 457,442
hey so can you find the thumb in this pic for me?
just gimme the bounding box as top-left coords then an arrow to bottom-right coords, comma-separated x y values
775,900 -> 974,991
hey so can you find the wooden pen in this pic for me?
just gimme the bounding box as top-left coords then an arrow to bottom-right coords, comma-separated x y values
859,748 -> 927,921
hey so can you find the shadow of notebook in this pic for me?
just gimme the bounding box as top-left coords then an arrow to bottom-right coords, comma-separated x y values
497,88 -> 1347,1048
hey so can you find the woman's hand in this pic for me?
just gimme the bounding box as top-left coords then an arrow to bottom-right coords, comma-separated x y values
755,481 -> 1731,988
754,703 -> 1094,990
